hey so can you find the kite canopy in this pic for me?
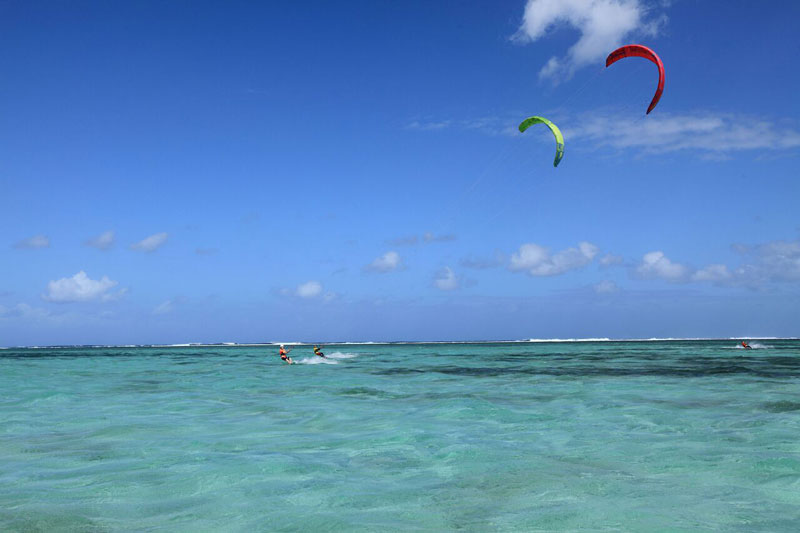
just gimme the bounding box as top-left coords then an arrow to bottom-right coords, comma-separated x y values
605,44 -> 665,114
518,116 -> 564,168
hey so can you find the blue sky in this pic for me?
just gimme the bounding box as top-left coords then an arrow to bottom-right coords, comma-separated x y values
2,0 -> 799,345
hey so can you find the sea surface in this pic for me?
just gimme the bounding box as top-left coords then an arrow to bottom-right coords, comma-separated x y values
1,340 -> 799,531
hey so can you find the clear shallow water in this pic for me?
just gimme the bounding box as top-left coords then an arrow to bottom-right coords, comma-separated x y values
1,341 -> 799,531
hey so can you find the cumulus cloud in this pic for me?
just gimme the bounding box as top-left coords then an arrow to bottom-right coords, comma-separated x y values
691,264 -> 733,283
364,251 -> 403,273
434,267 -> 460,291
296,280 -> 323,299
568,112 -> 800,156
42,271 -> 122,303
14,235 -> 50,249
634,251 -> 690,282
509,241 -> 599,276
130,232 -> 168,252
514,0 -> 665,82
594,279 -> 620,293
278,281 -> 336,301
630,240 -> 800,288
85,230 -> 115,250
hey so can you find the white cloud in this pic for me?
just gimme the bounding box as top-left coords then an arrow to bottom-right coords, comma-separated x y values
85,230 -> 115,250
509,241 -> 599,276
691,264 -> 733,283
14,235 -> 50,249
434,267 -> 460,291
730,243 -> 750,255
721,240 -> 800,286
599,253 -> 624,266
406,116 -> 517,137
752,240 -> 800,282
594,279 -> 619,293
387,235 -> 419,246
0,303 -> 53,320
630,240 -> 800,288
411,112 -> 800,158
406,120 -> 452,131
322,292 -> 338,303
130,232 -> 168,252
152,300 -> 174,315
42,271 -> 121,303
278,281 -> 336,300
635,251 -> 689,282
514,0 -> 664,82
423,232 -> 457,243
386,233 -> 457,246
461,250 -> 507,270
568,112 -> 800,155
296,281 -> 323,299
365,251 -> 403,273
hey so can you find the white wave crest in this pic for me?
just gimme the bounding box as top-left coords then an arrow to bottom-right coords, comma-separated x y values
526,338 -> 611,343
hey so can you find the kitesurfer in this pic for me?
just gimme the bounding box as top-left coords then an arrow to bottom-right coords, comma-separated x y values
741,341 -> 751,350
279,344 -> 293,364
313,345 -> 326,358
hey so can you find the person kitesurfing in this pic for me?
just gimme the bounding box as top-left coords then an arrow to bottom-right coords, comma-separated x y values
313,345 -> 326,358
279,344 -> 294,364
741,341 -> 751,350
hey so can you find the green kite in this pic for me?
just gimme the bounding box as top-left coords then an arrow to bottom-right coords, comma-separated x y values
518,116 -> 564,167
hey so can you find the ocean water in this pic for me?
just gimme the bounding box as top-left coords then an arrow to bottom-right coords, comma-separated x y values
1,340 -> 799,531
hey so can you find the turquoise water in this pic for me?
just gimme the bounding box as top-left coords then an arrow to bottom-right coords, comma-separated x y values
1,341 -> 799,531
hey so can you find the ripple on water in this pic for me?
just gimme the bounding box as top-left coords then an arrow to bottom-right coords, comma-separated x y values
1,341 -> 799,530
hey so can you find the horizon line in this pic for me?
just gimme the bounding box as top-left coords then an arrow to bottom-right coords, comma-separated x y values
2,337 -> 796,350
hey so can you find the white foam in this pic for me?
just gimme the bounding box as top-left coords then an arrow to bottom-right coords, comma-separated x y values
734,342 -> 770,350
325,351 -> 358,359
293,351 -> 359,364
295,357 -> 338,365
